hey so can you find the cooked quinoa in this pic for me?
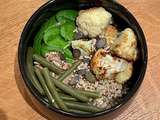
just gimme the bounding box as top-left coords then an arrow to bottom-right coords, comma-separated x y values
76,79 -> 124,108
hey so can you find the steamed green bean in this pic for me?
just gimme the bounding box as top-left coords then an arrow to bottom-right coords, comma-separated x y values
58,60 -> 81,82
67,109 -> 91,114
33,54 -> 64,75
64,101 -> 101,113
51,77 -> 89,102
27,47 -> 44,95
59,93 -> 78,101
41,68 -> 68,111
34,67 -> 55,105
77,90 -> 101,98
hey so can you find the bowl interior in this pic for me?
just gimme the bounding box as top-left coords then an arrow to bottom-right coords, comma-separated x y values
18,0 -> 147,118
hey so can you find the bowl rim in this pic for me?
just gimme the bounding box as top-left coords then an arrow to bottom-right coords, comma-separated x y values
18,0 -> 148,118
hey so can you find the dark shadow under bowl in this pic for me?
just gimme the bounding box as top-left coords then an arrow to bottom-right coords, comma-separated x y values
18,0 -> 147,118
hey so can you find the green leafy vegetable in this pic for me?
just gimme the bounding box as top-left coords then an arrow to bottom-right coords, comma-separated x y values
44,15 -> 57,30
60,22 -> 76,41
65,58 -> 74,63
34,10 -> 77,63
44,35 -> 68,48
41,44 -> 63,56
56,10 -> 78,22
64,48 -> 73,59
33,24 -> 46,54
33,15 -> 58,54
43,26 -> 60,44
41,48 -> 48,57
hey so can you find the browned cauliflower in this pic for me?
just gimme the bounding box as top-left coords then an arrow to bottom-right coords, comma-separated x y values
115,62 -> 133,84
76,7 -> 112,37
104,25 -> 118,47
111,28 -> 138,61
71,39 -> 96,56
90,49 -> 133,84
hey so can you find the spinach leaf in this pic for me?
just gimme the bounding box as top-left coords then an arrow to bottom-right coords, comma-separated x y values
60,22 -> 76,41
65,57 -> 74,63
41,43 -> 63,56
63,48 -> 74,63
44,35 -> 68,48
64,48 -> 73,59
46,15 -> 57,28
41,47 -> 49,57
33,15 -> 58,54
34,12 -> 75,63
33,23 -> 46,54
56,10 -> 78,22
43,26 -> 60,44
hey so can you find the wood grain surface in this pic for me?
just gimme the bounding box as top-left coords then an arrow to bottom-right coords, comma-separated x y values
0,0 -> 160,120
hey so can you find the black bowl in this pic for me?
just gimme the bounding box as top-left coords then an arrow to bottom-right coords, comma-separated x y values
18,0 -> 147,118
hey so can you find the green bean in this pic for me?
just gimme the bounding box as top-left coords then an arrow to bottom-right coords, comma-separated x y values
33,54 -> 64,75
41,68 -> 68,111
77,90 -> 101,98
34,67 -> 55,105
56,88 -> 62,93
45,91 -> 78,102
68,109 -> 91,114
51,77 -> 89,102
43,97 -> 59,108
58,60 -> 81,82
58,89 -> 100,99
64,101 -> 102,113
59,93 -> 78,101
27,47 -> 44,95
85,70 -> 97,83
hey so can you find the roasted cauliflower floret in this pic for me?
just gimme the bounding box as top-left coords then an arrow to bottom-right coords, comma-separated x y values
111,28 -> 138,61
71,39 -> 96,56
91,49 -> 133,83
115,63 -> 133,84
76,7 -> 112,37
104,25 -> 118,47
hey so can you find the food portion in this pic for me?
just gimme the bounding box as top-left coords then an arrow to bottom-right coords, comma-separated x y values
111,28 -> 138,61
71,39 -> 96,56
76,7 -> 112,37
104,25 -> 118,47
27,7 -> 138,114
91,49 -> 133,84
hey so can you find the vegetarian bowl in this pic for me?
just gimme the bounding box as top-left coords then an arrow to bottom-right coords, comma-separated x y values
18,0 -> 147,118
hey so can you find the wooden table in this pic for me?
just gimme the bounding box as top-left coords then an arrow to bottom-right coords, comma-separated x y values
0,0 -> 160,119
